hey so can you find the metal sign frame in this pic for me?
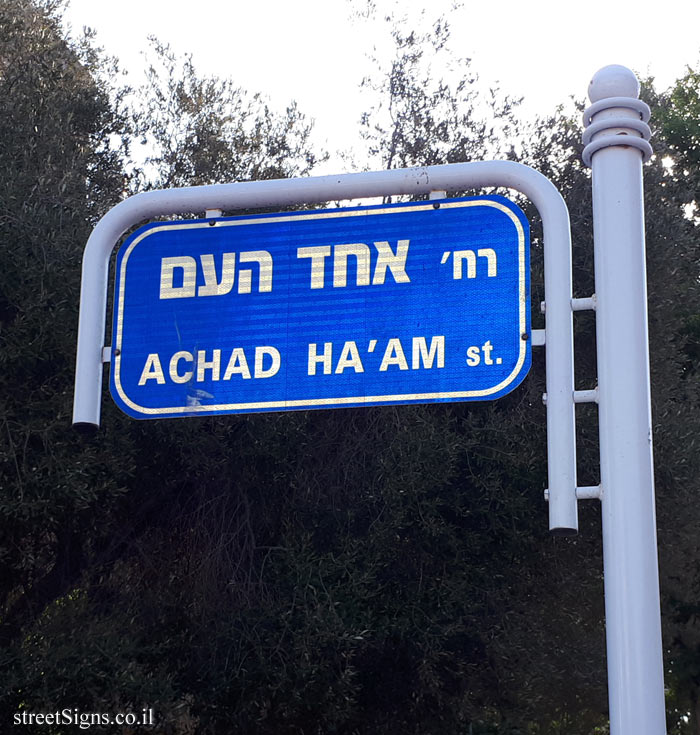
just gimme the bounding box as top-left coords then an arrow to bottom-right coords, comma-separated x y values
73,159 -> 579,534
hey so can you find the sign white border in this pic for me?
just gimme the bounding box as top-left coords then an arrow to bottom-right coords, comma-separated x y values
111,198 -> 529,415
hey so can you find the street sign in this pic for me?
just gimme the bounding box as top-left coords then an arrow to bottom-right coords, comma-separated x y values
109,195 -> 530,419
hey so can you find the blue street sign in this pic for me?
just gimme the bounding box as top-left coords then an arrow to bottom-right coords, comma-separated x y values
109,195 -> 531,419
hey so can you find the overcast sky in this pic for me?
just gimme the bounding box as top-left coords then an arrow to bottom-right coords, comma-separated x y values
62,0 -> 700,171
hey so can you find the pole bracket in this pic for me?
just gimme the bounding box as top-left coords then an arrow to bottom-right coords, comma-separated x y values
544,485 -> 602,502
542,388 -> 598,405
574,388 -> 599,404
572,295 -> 597,311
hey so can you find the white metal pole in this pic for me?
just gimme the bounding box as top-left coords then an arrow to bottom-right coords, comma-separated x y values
583,66 -> 666,734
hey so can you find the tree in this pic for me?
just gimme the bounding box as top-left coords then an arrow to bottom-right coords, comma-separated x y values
643,69 -> 700,735
131,39 -> 323,192
655,65 -> 700,210
0,0 -> 130,650
358,12 -> 521,172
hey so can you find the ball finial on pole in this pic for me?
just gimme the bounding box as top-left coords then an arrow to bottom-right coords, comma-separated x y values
588,64 -> 640,102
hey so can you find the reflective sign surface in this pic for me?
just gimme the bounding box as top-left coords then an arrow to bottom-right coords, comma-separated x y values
110,196 -> 531,419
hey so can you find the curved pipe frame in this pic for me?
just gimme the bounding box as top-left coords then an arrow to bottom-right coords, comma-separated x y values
72,160 -> 578,532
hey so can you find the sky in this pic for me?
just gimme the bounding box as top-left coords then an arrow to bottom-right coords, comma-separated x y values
62,0 -> 700,172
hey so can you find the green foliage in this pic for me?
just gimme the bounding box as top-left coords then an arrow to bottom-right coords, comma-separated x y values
0,0 -> 131,651
635,69 -> 700,733
358,14 -> 521,171
132,39 -> 323,191
655,66 -> 700,206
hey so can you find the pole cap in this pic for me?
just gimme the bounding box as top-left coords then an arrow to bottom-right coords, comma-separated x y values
588,65 -> 640,103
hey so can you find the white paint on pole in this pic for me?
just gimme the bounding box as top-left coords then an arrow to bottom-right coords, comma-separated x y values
583,65 -> 666,734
